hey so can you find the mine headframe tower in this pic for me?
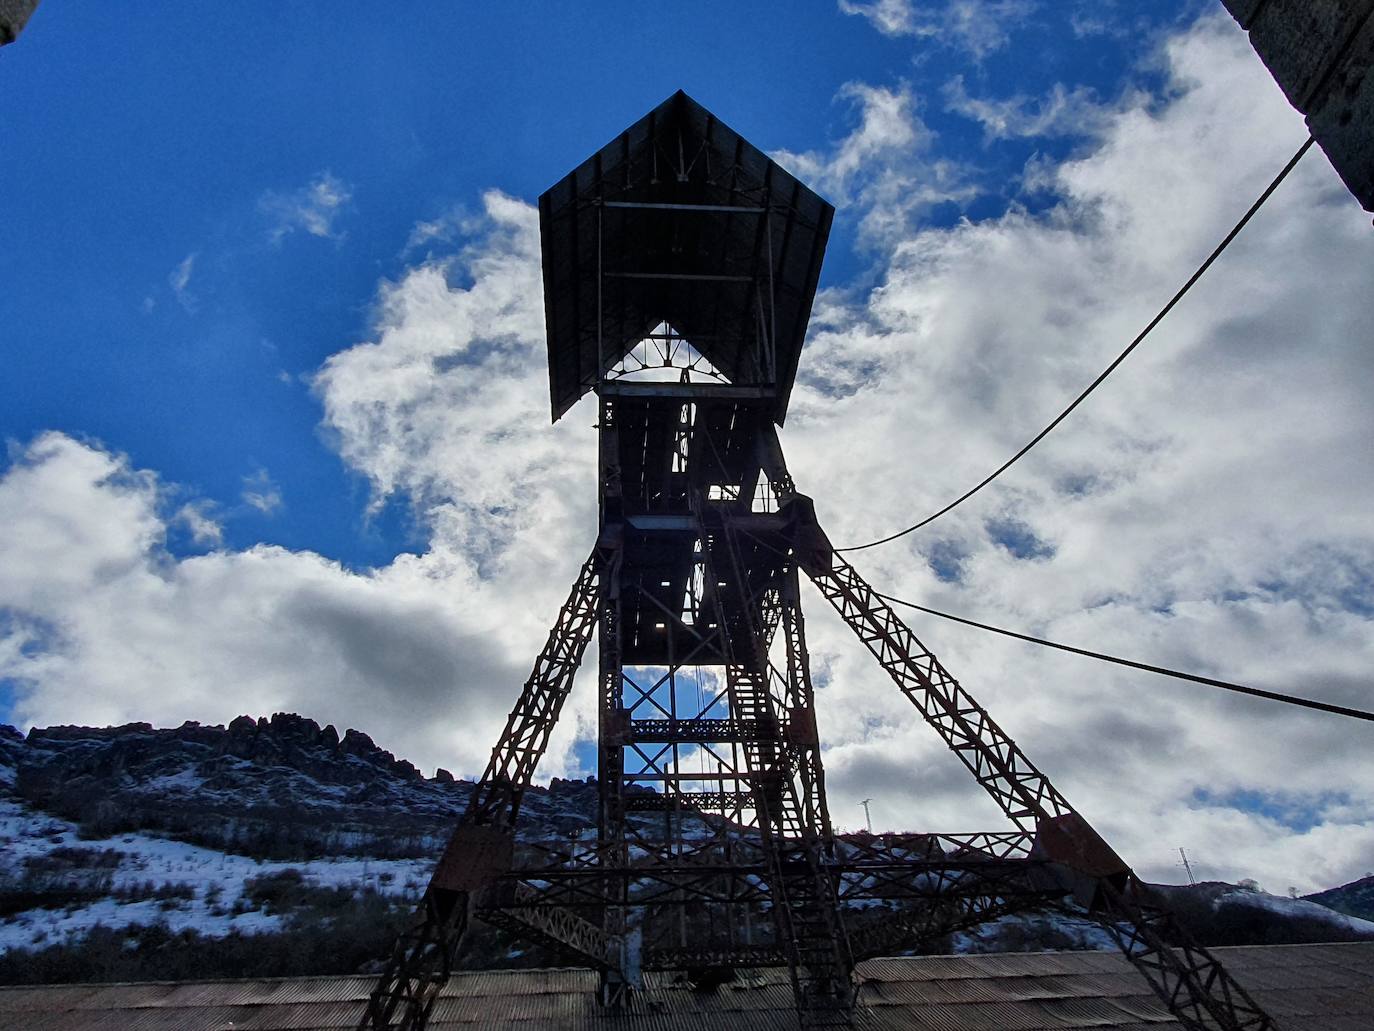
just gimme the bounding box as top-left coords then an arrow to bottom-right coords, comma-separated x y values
360,91 -> 1280,1031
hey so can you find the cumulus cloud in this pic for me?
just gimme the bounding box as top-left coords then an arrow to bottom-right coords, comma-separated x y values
839,0 -> 1036,58
0,195 -> 598,783
0,432 -> 586,782
260,172 -> 352,243
314,191 -> 597,567
1067,1 -> 1148,42
400,205 -> 482,257
174,502 -> 222,547
3,10 -> 1372,898
782,14 -> 1374,890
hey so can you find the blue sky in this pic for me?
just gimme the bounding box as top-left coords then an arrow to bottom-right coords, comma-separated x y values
3,1 -> 1197,566
4,1 -> 1374,891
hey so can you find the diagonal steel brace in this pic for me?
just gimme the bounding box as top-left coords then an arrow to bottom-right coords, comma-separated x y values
789,499 -> 1276,1031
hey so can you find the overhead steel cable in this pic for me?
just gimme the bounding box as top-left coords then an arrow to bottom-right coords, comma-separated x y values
837,135 -> 1317,554
876,590 -> 1374,724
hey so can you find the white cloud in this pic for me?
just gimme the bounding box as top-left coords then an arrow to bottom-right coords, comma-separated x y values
775,82 -> 926,198
839,0 -> 923,37
943,75 -> 1134,141
1068,1 -> 1146,41
168,252 -> 197,312
240,469 -> 283,515
0,433 -> 584,783
401,205 -> 482,256
781,13 -> 1374,892
839,0 -> 1036,58
3,10 -> 1372,901
313,190 -> 597,566
175,502 -> 222,547
403,218 -> 452,255
772,82 -> 975,248
260,172 -> 352,244
0,190 -> 598,786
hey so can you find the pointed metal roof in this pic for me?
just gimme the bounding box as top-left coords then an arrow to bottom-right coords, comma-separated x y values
538,90 -> 834,423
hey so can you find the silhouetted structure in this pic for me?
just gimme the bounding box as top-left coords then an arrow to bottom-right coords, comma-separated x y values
360,92 -> 1278,1030
0,0 -> 40,45
1221,0 -> 1374,211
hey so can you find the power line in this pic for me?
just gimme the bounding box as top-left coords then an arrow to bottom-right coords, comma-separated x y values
875,589 -> 1374,724
838,135 -> 1317,554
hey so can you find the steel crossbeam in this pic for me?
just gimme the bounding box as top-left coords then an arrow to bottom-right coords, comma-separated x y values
496,832 -> 1053,918
499,856 -> 1057,908
624,717 -> 776,743
846,891 -> 1040,962
623,789 -> 756,811
841,843 -> 1063,962
478,884 -> 615,971
488,835 -> 1064,972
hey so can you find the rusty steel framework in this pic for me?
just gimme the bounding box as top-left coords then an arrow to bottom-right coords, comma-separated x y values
359,92 -> 1278,1031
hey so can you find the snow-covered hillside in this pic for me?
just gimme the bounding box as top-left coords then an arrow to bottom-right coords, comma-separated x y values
0,714 -> 602,981
1217,887 -> 1374,937
0,795 -> 429,954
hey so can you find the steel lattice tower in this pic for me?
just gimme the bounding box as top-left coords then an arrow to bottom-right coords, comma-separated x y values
359,92 -> 1279,1031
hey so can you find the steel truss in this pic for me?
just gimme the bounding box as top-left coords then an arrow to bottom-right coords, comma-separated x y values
363,88 -> 1276,1027
489,830 -> 1063,967
362,469 -> 1280,1031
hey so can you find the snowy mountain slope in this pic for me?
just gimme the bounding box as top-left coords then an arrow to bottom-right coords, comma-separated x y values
1219,887 -> 1374,936
1305,873 -> 1374,922
1153,880 -> 1374,948
1,715 -> 1370,985
0,714 -> 602,982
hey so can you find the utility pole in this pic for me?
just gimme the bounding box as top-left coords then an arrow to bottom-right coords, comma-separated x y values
1178,847 -> 1197,886
859,798 -> 873,834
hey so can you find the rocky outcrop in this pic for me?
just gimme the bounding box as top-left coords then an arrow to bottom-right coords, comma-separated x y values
1,714 -> 597,860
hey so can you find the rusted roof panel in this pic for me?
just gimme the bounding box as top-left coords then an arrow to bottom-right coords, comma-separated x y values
5,943 -> 1374,1029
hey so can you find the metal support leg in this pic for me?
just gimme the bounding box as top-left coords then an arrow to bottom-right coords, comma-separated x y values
699,510 -> 854,1020
1093,873 -> 1277,1031
359,549 -> 603,1030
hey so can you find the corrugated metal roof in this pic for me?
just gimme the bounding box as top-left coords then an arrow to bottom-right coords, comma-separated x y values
3,943 -> 1372,1029
538,89 -> 834,425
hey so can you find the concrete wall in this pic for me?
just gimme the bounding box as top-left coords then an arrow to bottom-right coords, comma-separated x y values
0,0 -> 39,45
1220,0 -> 1374,211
